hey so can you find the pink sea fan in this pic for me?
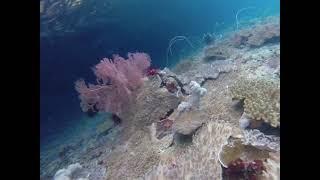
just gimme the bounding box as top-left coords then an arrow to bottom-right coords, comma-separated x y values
127,52 -> 151,72
75,52 -> 151,115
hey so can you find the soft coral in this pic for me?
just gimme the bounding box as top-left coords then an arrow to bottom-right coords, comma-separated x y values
75,52 -> 151,115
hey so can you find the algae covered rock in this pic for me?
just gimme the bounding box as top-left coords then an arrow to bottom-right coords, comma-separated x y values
230,76 -> 280,127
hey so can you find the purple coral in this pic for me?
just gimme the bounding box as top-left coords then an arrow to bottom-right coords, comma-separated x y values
75,52 -> 151,115
224,158 -> 266,180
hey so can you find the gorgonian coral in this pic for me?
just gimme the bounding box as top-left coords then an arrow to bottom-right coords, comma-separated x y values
75,52 -> 151,115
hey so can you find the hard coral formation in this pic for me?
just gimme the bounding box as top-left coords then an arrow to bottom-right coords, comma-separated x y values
223,158 -> 266,180
173,111 -> 206,135
170,81 -> 207,135
204,45 -> 233,61
119,74 -> 181,128
177,60 -> 234,85
261,152 -> 280,180
230,76 -> 280,127
53,163 -> 88,180
230,20 -> 280,48
218,137 -> 269,168
239,112 -> 251,129
172,59 -> 196,75
105,129 -> 161,180
158,68 -> 187,96
156,118 -> 174,139
145,121 -> 235,180
243,129 -> 280,152
177,81 -> 207,112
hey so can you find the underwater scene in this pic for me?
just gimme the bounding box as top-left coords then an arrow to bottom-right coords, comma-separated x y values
40,0 -> 280,179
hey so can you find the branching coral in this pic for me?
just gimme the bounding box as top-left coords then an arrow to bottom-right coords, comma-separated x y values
177,81 -> 207,113
230,76 -> 280,127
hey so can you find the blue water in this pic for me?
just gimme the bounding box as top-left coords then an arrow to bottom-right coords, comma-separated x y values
40,0 -> 279,145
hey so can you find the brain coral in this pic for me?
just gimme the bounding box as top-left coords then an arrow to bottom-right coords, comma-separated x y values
230,76 -> 280,127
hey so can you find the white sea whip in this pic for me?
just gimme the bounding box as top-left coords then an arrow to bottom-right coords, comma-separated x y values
236,7 -> 256,30
166,36 -> 194,67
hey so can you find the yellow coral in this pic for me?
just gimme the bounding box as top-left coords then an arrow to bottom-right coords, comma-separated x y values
230,76 -> 280,127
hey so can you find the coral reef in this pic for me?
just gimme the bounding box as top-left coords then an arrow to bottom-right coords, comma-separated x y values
155,118 -> 174,139
119,76 -> 181,128
167,81 -> 208,135
218,137 -> 270,168
96,119 -> 114,136
230,76 -> 280,127
203,45 -> 233,61
202,32 -> 216,45
172,111 -> 206,135
105,129 -> 161,179
239,112 -> 251,129
177,81 -> 207,112
223,158 -> 266,180
53,163 -> 89,180
261,152 -> 280,180
230,19 -> 280,48
171,59 -> 196,75
243,129 -> 280,152
177,60 -> 235,85
144,121 -> 236,179
42,16 -> 280,180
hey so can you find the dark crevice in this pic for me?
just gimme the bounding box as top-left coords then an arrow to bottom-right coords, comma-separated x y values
250,122 -> 280,137
173,123 -> 204,146
158,72 -> 188,95
161,109 -> 174,120
200,77 -> 215,86
231,99 -> 244,113
168,75 -> 188,95
174,133 -> 193,146
111,113 -> 122,125
200,71 -> 229,86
